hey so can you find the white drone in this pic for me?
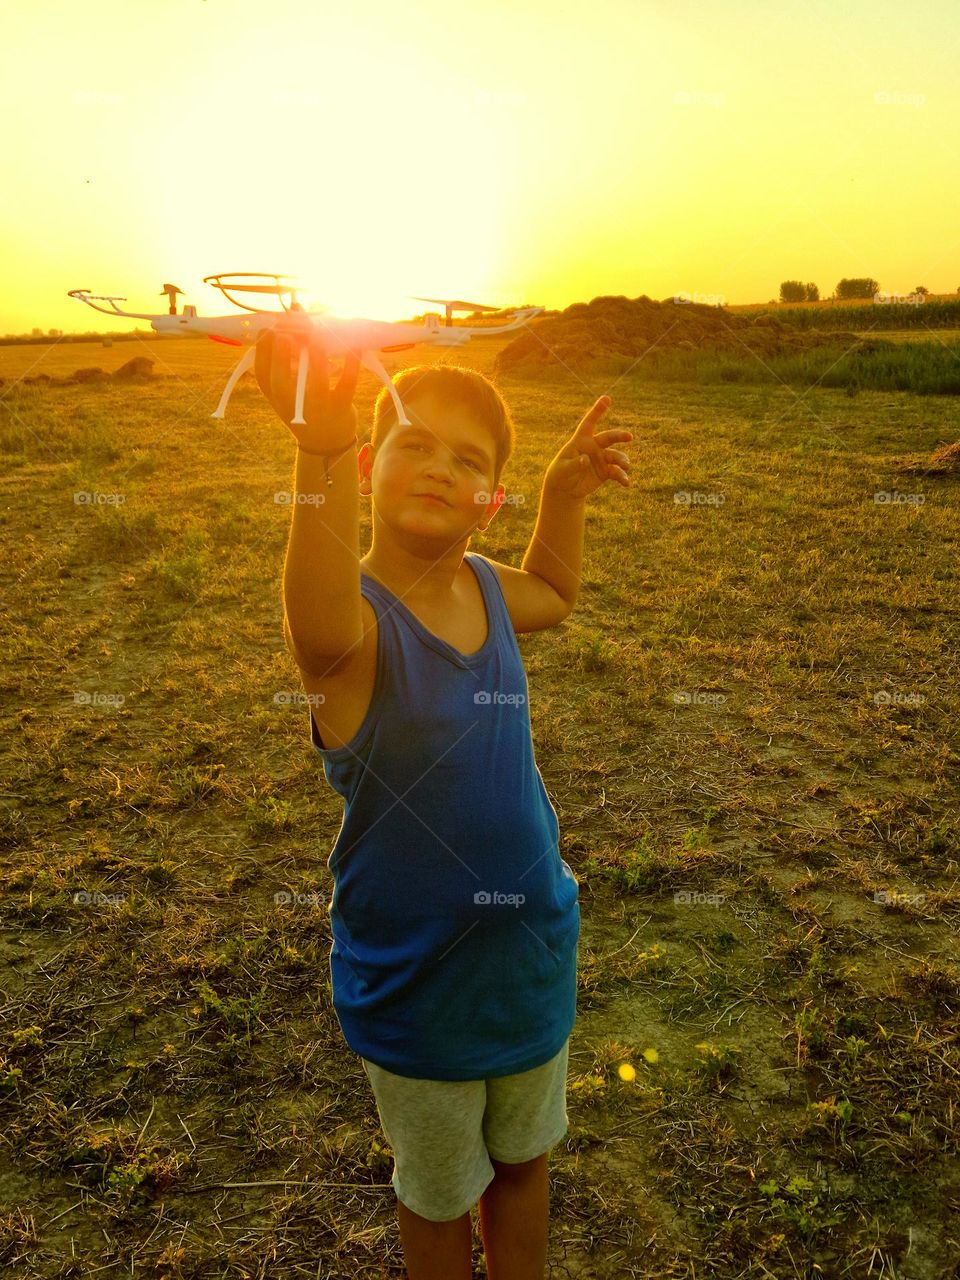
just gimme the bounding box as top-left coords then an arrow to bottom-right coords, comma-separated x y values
68,273 -> 542,426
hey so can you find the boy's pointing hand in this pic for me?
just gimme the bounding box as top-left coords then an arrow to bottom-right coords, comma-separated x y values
543,396 -> 633,501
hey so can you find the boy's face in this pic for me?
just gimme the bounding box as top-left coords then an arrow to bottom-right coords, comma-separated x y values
358,392 -> 505,543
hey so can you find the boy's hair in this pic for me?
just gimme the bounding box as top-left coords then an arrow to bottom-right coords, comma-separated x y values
370,365 -> 515,484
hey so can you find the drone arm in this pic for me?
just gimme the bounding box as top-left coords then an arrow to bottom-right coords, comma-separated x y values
210,346 -> 257,420
291,347 -> 310,426
458,307 -> 543,337
359,350 -> 411,426
67,290 -> 161,321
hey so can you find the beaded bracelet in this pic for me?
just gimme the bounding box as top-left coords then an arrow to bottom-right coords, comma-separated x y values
297,435 -> 359,487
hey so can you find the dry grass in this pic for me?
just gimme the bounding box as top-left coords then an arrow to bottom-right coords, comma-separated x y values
1,330 -> 959,1277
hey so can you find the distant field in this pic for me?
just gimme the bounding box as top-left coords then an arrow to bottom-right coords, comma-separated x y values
728,292 -> 960,311
851,327 -> 960,344
1,332 -> 959,1278
728,296 -> 960,333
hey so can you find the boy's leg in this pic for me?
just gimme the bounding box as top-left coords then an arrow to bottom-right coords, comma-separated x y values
478,1152 -> 549,1280
396,1197 -> 473,1280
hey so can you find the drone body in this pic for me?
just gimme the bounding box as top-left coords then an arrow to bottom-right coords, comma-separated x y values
68,275 -> 541,426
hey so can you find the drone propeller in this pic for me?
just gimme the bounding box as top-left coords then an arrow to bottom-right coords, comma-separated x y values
204,272 -> 301,313
410,297 -> 502,327
160,283 -> 184,315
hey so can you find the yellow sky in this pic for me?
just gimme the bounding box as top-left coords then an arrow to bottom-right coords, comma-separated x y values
2,0 -> 958,333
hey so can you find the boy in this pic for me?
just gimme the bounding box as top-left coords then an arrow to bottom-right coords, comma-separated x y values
256,316 -> 632,1280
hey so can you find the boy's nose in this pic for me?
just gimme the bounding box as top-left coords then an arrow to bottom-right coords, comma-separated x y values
423,455 -> 455,483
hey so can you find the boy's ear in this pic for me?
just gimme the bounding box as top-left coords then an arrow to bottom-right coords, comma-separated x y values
477,482 -> 506,532
358,442 -> 374,495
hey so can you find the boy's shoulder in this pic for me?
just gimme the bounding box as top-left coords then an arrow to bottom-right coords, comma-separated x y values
479,556 -> 574,633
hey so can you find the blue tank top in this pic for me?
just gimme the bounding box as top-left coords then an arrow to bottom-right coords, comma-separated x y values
309,552 -> 580,1081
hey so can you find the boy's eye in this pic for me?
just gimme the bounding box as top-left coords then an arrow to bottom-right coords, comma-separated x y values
461,457 -> 481,471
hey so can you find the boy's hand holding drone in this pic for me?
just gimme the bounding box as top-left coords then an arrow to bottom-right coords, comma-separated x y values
255,314 -> 361,450
542,396 -> 633,501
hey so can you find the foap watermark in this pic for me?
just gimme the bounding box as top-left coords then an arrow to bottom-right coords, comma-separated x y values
474,690 -> 526,706
273,691 -> 325,706
673,691 -> 727,708
274,891 -> 324,907
873,490 -> 925,506
73,890 -> 126,907
71,89 -> 124,107
874,889 -> 926,907
74,691 -> 125,708
270,89 -> 328,109
74,491 -> 125,506
874,290 -> 925,306
674,291 -> 727,307
674,490 -> 726,507
275,491 -> 326,507
674,890 -> 725,906
873,90 -> 926,107
474,490 -> 525,506
673,90 -> 726,107
473,88 -> 528,108
474,889 -> 526,907
873,690 -> 925,707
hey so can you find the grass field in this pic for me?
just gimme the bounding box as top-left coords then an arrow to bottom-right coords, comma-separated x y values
1,330 -> 959,1278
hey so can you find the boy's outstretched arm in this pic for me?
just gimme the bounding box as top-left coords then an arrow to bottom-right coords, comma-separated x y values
520,396 -> 633,613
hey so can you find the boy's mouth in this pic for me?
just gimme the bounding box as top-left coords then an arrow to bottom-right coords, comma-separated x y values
413,492 -> 451,507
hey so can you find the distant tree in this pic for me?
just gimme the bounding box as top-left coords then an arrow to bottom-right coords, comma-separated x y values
914,285 -> 929,296
31,327 -> 42,337
836,277 -> 879,300
779,280 -> 807,303
804,282 -> 820,302
47,328 -> 62,337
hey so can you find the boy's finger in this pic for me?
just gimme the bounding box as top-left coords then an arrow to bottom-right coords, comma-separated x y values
332,351 -> 362,411
574,395 -> 611,433
254,329 -> 274,396
271,329 -> 296,422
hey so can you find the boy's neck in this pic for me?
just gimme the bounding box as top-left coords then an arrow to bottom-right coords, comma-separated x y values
361,536 -> 470,603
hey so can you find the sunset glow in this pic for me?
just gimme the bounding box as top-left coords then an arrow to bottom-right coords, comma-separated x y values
2,0 -> 958,333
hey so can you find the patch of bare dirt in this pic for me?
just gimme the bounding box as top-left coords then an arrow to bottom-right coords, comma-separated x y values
494,294 -> 890,375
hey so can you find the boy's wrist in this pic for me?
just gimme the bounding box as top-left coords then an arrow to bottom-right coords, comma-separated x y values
297,435 -> 358,458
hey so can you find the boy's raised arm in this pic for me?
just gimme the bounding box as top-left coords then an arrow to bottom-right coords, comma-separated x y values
256,319 -> 364,672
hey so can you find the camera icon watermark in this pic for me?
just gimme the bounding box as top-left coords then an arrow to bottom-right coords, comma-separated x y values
73,691 -> 125,707
73,890 -> 126,907
273,690 -> 325,706
673,691 -> 727,707
873,691 -> 925,707
473,889 -> 526,907
874,291 -> 925,306
474,490 -> 525,507
873,490 -> 925,506
673,291 -> 726,307
673,90 -> 726,107
874,889 -> 926,906
275,491 -> 326,507
72,89 -> 124,107
273,890 -> 324,907
74,491 -> 125,506
474,690 -> 527,706
873,90 -> 925,107
674,491 -> 725,506
473,88 -> 528,108
674,890 -> 725,906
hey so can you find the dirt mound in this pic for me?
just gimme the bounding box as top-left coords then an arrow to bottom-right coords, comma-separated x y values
14,357 -> 155,388
923,441 -> 960,474
494,293 -> 876,375
113,356 -> 154,380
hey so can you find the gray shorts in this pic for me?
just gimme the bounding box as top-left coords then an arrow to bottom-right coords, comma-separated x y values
361,1038 -> 570,1222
